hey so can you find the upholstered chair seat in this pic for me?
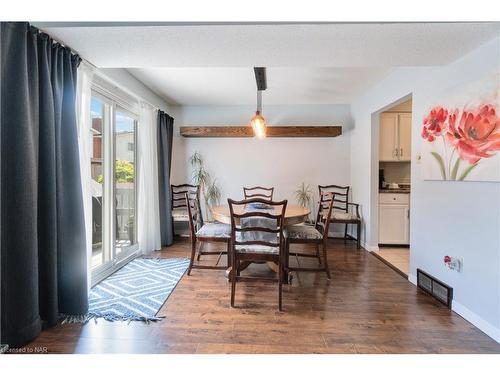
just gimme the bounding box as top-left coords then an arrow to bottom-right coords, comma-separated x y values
234,244 -> 279,254
331,211 -> 359,221
196,223 -> 231,239
284,224 -> 322,240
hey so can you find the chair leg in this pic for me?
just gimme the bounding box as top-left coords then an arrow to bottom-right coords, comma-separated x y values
196,241 -> 204,261
226,240 -> 231,268
187,240 -> 197,276
322,241 -> 331,280
278,257 -> 283,311
357,223 -> 361,250
230,252 -> 237,308
344,223 -> 348,245
315,243 -> 322,265
283,240 -> 289,284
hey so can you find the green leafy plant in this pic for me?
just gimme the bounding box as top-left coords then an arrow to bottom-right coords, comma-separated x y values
205,179 -> 222,206
96,159 -> 134,184
294,182 -> 314,221
115,160 -> 135,182
189,152 -> 222,220
189,151 -> 203,169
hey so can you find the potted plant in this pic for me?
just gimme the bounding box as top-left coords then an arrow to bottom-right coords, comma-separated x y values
189,152 -> 222,221
294,182 -> 314,223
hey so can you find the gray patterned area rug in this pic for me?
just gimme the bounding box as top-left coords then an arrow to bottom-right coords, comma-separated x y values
64,258 -> 189,324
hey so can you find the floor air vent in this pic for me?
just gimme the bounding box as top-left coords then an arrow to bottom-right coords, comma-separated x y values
417,269 -> 453,308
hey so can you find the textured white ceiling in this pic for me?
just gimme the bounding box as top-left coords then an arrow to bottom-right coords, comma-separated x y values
39,23 -> 500,67
37,22 -> 500,105
126,67 -> 391,105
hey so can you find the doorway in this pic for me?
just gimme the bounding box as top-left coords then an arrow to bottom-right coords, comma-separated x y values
373,97 -> 412,276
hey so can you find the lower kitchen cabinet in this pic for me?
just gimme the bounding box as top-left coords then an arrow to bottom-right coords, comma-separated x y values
379,193 -> 410,245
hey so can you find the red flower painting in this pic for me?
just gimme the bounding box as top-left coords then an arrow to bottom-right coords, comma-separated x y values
422,107 -> 448,142
422,103 -> 500,180
446,105 -> 500,164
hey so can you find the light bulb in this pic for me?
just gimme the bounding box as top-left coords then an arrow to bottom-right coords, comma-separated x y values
250,111 -> 267,138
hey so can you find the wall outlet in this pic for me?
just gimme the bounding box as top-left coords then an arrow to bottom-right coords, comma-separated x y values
444,255 -> 463,272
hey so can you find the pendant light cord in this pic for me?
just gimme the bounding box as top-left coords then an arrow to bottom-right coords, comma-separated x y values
257,90 -> 262,113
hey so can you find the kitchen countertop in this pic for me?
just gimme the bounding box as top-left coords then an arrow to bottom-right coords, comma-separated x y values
379,188 -> 411,194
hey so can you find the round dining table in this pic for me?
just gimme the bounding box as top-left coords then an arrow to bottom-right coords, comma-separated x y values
210,204 -> 311,277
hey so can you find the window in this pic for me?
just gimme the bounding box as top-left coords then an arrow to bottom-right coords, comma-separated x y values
90,89 -> 139,284
114,110 -> 137,255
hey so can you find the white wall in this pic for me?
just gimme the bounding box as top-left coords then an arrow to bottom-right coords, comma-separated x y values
171,104 -> 352,220
350,36 -> 500,341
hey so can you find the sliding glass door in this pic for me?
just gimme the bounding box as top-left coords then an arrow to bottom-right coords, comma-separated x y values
114,109 -> 138,257
90,92 -> 139,285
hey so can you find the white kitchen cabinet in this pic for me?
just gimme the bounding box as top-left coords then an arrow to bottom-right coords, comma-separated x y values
379,113 -> 399,161
379,194 -> 410,245
398,113 -> 412,161
379,113 -> 412,162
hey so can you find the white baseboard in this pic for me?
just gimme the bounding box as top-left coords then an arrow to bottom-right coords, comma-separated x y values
408,273 -> 498,342
451,301 -> 500,343
361,241 -> 378,252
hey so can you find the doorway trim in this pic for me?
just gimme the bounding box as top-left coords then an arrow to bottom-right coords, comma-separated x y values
369,93 -> 413,253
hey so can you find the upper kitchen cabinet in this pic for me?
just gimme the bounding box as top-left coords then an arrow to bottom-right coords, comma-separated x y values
379,112 -> 412,162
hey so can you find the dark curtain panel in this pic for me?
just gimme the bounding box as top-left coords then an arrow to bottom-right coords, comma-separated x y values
157,110 -> 174,247
0,22 -> 87,348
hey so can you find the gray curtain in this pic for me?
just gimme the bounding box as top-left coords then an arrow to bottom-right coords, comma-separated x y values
1,22 -> 87,348
157,110 -> 174,246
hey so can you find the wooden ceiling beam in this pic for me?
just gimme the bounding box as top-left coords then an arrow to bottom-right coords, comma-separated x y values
180,126 -> 342,138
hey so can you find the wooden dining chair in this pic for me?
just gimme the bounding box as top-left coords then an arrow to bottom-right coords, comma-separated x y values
243,186 -> 274,201
186,192 -> 231,275
318,185 -> 361,249
228,197 -> 287,311
171,184 -> 202,235
284,193 -> 335,280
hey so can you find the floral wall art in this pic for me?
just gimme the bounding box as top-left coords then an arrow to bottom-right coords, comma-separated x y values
421,73 -> 500,182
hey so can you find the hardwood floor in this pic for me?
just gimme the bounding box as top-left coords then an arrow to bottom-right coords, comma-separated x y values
375,247 -> 410,275
22,239 -> 500,354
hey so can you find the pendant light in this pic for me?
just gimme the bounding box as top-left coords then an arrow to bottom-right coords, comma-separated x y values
250,67 -> 267,138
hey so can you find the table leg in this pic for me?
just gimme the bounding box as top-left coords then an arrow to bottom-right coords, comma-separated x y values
224,261 -> 252,279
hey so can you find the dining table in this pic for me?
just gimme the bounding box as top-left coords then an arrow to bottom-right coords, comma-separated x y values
210,203 -> 311,277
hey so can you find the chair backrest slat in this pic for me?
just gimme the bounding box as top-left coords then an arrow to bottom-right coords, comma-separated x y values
228,197 -> 287,249
243,186 -> 274,201
235,227 -> 280,234
232,211 -> 280,220
315,192 -> 336,239
318,185 -> 349,213
171,184 -> 199,209
185,192 -> 203,240
172,184 -> 203,227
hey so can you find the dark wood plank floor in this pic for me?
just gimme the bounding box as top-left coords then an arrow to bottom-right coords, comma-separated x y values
23,239 -> 500,354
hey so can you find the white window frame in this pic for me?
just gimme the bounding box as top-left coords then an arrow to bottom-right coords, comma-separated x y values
90,82 -> 141,286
